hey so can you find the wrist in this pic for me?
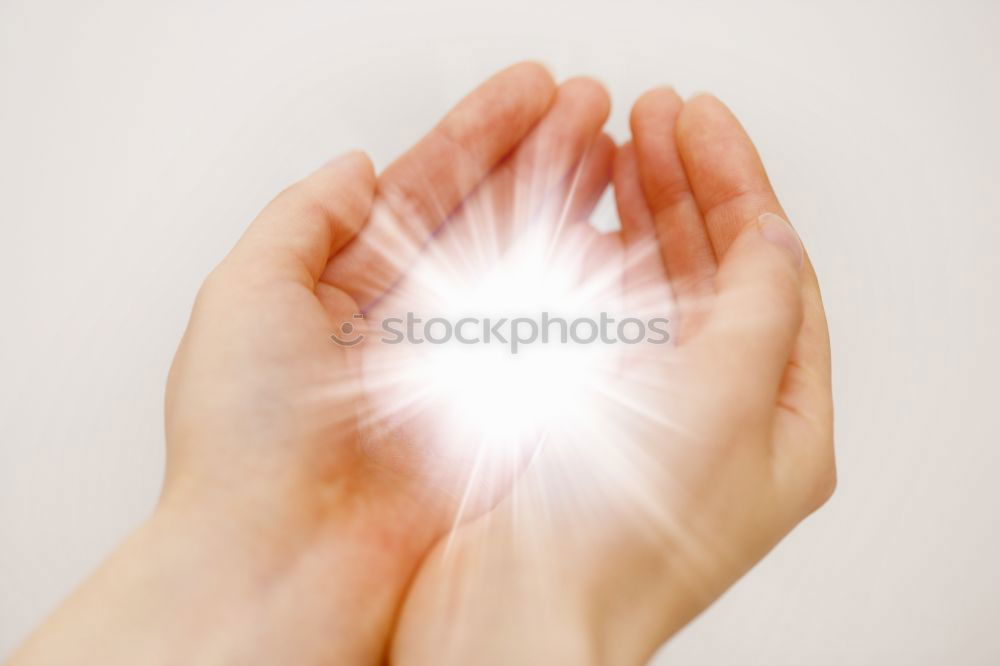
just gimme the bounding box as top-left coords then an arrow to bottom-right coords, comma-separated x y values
142,491 -> 420,665
10,488 -> 420,666
581,539 -> 700,666
393,518 -> 603,666
453,501 -> 699,666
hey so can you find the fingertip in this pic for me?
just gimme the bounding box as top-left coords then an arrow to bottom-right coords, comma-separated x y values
321,150 -> 377,207
757,213 -> 803,268
677,92 -> 741,140
355,150 -> 377,187
511,59 -> 554,79
589,132 -> 617,165
351,149 -> 376,173
630,86 -> 682,131
503,60 -> 557,98
629,89 -> 685,189
560,76 -> 612,119
684,92 -> 727,113
686,91 -> 718,103
324,148 -> 373,173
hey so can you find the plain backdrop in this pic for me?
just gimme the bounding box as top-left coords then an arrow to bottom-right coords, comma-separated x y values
2,0 -> 999,663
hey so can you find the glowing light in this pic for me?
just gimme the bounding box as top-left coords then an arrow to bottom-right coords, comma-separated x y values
361,222 -> 624,469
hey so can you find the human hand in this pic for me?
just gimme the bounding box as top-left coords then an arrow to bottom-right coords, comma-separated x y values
389,90 -> 835,665
8,62 -> 614,666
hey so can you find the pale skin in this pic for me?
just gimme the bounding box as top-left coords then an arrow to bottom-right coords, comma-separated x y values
7,64 -> 833,666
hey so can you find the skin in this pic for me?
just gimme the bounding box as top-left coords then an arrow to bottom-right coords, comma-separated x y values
6,68 -> 833,666
389,91 -> 834,665
6,62 -> 609,666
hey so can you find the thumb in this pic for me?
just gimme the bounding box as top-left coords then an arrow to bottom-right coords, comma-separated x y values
702,212 -> 805,392
225,151 -> 376,287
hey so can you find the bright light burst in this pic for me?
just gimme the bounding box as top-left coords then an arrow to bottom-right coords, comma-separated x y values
345,152 -> 687,555
361,222 -> 626,465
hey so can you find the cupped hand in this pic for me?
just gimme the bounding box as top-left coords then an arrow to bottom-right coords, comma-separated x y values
389,90 -> 835,666
8,62 -> 613,666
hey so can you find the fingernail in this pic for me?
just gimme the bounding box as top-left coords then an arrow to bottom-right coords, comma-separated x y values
757,213 -> 803,267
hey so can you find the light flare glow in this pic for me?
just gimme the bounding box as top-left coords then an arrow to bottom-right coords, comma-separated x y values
363,224 -> 623,461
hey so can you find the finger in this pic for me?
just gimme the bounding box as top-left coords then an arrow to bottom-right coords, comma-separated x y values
701,213 -> 805,398
612,143 -> 654,246
630,88 -> 717,304
509,77 -> 610,203
322,62 -> 557,308
675,94 -> 831,384
707,215 -> 833,509
435,132 -> 615,282
451,78 -> 612,252
675,93 -> 780,257
558,131 -> 615,225
612,143 -> 675,334
771,265 -> 834,506
425,80 -> 611,273
225,151 -> 376,287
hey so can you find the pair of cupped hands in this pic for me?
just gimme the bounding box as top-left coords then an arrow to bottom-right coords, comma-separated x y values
11,63 -> 834,666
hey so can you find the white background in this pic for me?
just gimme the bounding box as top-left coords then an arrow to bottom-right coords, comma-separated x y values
2,0 -> 999,662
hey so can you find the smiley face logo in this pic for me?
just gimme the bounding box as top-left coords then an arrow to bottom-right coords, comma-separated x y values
330,313 -> 366,347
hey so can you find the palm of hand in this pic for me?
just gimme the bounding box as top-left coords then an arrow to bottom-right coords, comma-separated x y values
389,90 -> 834,666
